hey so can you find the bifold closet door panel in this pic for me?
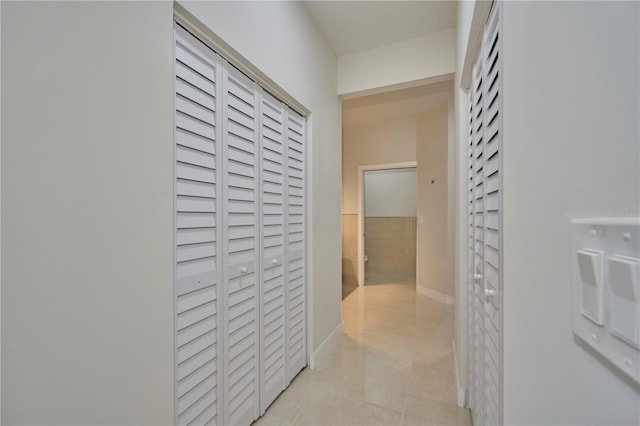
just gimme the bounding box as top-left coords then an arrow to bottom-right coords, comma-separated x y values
174,25 -> 223,426
221,62 -> 260,426
285,109 -> 306,382
258,92 -> 287,413
466,89 -> 476,424
481,4 -> 502,425
471,59 -> 486,425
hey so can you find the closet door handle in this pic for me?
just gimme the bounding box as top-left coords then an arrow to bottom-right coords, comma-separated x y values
240,266 -> 248,274
474,273 -> 484,281
271,259 -> 278,265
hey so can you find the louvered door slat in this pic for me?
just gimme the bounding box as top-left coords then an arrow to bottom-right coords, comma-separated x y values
258,91 -> 287,414
174,24 -> 222,426
222,62 -> 259,426
285,108 -> 306,383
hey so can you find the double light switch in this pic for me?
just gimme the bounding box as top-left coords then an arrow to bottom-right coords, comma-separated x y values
572,218 -> 640,384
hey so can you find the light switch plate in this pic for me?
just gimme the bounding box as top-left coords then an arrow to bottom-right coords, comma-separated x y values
608,255 -> 640,349
577,249 -> 604,325
572,217 -> 640,385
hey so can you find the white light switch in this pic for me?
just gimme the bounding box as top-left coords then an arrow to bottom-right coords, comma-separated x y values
577,249 -> 604,325
608,255 -> 640,349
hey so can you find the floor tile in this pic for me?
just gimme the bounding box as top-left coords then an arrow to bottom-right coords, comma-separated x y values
257,281 -> 471,426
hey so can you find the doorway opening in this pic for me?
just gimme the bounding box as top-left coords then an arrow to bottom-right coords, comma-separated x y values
360,164 -> 417,286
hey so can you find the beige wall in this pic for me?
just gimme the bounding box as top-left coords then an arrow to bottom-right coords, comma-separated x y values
416,105 -> 450,295
342,104 -> 452,294
342,214 -> 358,286
342,117 -> 416,286
342,117 -> 417,215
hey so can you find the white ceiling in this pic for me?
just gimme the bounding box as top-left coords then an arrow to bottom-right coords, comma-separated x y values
342,79 -> 453,127
303,1 -> 457,56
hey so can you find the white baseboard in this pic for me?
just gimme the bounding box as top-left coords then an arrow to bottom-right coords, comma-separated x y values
416,286 -> 455,304
309,321 -> 343,369
452,338 -> 467,408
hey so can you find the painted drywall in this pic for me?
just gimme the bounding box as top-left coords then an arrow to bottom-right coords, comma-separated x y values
166,2 -> 343,354
416,105 -> 450,297
341,117 -> 416,287
338,29 -> 456,97
1,2 -> 175,423
454,0 -> 474,402
342,117 -> 417,215
502,1 -> 640,424
364,168 -> 417,217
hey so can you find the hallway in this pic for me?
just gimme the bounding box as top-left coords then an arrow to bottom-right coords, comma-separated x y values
256,282 -> 471,425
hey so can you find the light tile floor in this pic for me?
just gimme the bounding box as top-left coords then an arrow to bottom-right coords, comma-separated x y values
256,281 -> 471,426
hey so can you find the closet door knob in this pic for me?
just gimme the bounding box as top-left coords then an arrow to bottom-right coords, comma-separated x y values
474,273 -> 484,281
240,266 -> 248,274
272,259 -> 278,265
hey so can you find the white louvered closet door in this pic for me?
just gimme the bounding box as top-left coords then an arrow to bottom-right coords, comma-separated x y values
174,25 -> 223,426
285,109 -> 306,383
221,62 -> 260,426
467,2 -> 503,425
258,91 -> 287,412
174,23 -> 308,426
471,59 -> 486,426
466,89 -> 477,425
481,4 -> 502,425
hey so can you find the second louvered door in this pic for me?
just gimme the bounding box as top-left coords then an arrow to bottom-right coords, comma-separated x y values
221,63 -> 260,426
471,59 -> 486,426
258,91 -> 287,412
467,2 -> 503,425
481,4 -> 502,425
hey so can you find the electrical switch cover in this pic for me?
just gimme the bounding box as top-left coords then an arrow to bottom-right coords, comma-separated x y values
608,255 -> 640,349
577,250 -> 604,325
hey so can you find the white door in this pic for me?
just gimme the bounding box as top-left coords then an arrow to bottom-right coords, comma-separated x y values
174,23 -> 308,426
480,4 -> 503,425
258,91 -> 287,412
285,109 -> 307,382
221,62 -> 260,426
467,2 -> 503,425
174,25 -> 223,426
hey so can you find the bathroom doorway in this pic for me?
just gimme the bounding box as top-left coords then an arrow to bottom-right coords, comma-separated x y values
359,163 -> 417,285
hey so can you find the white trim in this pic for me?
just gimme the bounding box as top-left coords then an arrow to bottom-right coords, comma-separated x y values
571,217 -> 640,226
339,73 -> 454,100
461,1 -> 493,90
416,285 -> 455,304
452,339 -> 467,408
309,321 -> 344,369
357,161 -> 418,286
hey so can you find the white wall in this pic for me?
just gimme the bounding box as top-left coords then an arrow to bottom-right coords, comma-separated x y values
364,169 -> 417,217
338,29 -> 456,98
416,105 -> 450,297
1,2 -> 175,423
502,1 -> 640,424
180,0 -> 342,355
454,0 -> 474,403
342,117 -> 417,215
1,0 -> 341,423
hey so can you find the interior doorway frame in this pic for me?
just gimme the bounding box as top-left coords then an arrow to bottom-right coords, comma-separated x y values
357,161 -> 418,286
